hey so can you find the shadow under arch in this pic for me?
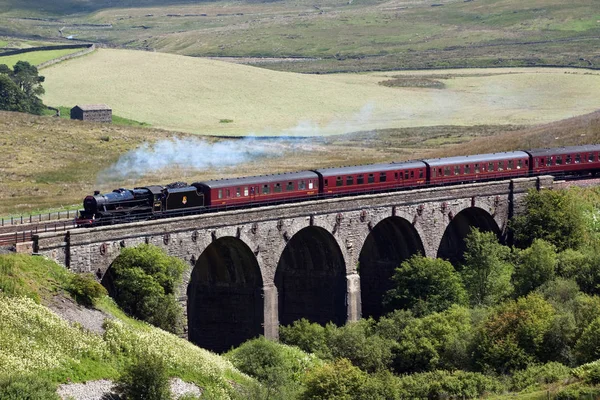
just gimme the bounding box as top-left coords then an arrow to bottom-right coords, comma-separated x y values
437,207 -> 501,265
358,216 -> 425,319
275,226 -> 346,327
187,236 -> 264,353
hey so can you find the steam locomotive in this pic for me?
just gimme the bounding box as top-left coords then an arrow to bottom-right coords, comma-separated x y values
76,144 -> 600,227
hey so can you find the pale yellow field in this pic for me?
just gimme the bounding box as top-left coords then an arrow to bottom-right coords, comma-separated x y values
41,49 -> 600,136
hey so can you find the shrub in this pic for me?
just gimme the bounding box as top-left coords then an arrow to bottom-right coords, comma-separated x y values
383,254 -> 467,316
555,384 -> 600,400
299,358 -> 368,400
0,374 -> 59,400
113,351 -> 172,400
109,244 -> 186,334
396,370 -> 504,399
510,362 -> 571,391
584,363 -> 600,385
279,318 -> 328,355
575,316 -> 600,364
513,239 -> 558,297
67,273 -> 107,307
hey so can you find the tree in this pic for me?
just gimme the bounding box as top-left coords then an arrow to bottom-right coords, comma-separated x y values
300,358 -> 368,400
461,228 -> 514,306
513,239 -> 558,297
383,254 -> 467,316
114,351 -> 172,400
511,189 -> 587,252
0,61 -> 45,115
109,244 -> 186,333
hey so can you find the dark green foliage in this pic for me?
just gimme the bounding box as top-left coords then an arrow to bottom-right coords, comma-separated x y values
555,384 -> 600,400
0,374 -> 59,400
279,318 -> 328,355
299,358 -> 369,400
382,305 -> 473,373
560,249 -> 600,296
383,255 -> 467,316
110,244 -> 186,334
584,363 -> 600,385
0,61 -> 45,115
511,189 -> 587,252
67,273 -> 107,307
575,317 -> 600,364
461,229 -> 513,306
114,351 -> 172,400
513,239 -> 557,297
225,337 -> 315,399
474,293 -> 556,373
396,370 -> 504,400
510,362 -> 571,391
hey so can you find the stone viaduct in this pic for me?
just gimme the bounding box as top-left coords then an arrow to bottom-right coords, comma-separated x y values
33,176 -> 552,352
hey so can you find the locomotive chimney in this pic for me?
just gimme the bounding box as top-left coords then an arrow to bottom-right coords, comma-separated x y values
94,190 -> 100,195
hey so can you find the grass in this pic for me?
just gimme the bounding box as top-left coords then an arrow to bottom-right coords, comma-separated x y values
0,48 -> 84,67
1,0 -> 599,72
0,253 -> 254,397
40,49 -> 600,136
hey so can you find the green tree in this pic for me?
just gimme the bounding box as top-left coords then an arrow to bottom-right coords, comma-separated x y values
474,293 -> 556,372
299,358 -> 368,400
461,229 -> 513,306
383,254 -> 467,316
109,244 -> 186,333
511,189 -> 587,251
0,62 -> 45,114
114,351 -> 172,400
513,239 -> 558,297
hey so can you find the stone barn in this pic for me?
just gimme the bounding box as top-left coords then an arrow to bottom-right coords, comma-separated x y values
70,104 -> 112,123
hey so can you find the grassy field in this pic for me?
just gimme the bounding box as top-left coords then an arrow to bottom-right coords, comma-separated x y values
40,49 -> 600,136
0,0 -> 599,72
0,48 -> 84,67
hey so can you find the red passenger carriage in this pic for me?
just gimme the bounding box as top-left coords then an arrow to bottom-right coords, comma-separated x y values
526,145 -> 600,177
423,151 -> 530,185
193,171 -> 319,208
313,161 -> 427,196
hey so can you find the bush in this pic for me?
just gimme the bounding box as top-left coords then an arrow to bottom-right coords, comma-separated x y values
513,239 -> 557,297
226,336 -> 321,399
555,384 -> 600,400
279,318 -> 328,355
510,362 -> 571,391
299,358 -> 368,400
113,351 -> 172,400
0,375 -> 59,399
396,370 -> 504,400
584,363 -> 600,385
109,244 -> 186,334
67,273 -> 107,307
575,316 -> 600,364
383,254 -> 467,316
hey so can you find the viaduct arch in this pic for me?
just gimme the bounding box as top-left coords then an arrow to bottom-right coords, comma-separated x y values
33,176 -> 550,352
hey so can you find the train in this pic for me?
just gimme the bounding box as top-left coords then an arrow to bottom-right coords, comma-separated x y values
75,144 -> 600,227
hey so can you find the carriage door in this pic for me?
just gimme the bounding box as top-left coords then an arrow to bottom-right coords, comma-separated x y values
250,186 -> 257,200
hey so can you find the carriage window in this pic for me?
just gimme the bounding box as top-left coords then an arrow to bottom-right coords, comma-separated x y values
287,182 -> 294,191
218,189 -> 223,199
299,180 -> 306,190
475,164 -> 480,173
498,161 -> 504,171
489,162 -> 494,171
454,166 -> 460,175
508,160 -> 513,170
380,172 -> 387,182
394,172 -> 398,180
576,154 -> 581,163
309,180 -> 314,189
590,153 -> 595,162
274,183 -> 282,193
556,155 -> 562,165
236,187 -> 241,197
368,174 -> 375,183
225,189 -> 231,198
357,175 -> 364,184
410,171 -> 414,178
336,177 -> 343,187
517,160 -> 522,169
566,155 -> 572,164
535,159 -> 539,168
548,157 -> 553,166
262,185 -> 270,194
244,187 -> 249,196
432,168 -> 436,178
444,166 -> 451,176
465,165 -> 470,174
405,171 -> 410,179
346,176 -> 354,185
419,169 -> 424,179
